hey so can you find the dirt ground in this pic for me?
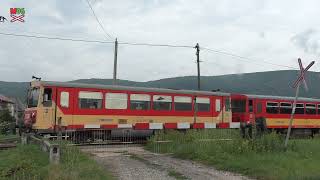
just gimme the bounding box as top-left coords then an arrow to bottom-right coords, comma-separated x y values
80,145 -> 251,180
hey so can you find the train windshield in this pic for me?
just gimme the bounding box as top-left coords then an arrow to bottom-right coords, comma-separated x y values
27,88 -> 40,108
231,100 -> 246,113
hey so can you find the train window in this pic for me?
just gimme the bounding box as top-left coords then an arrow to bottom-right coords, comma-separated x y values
153,95 -> 172,111
294,103 -> 304,114
306,104 -> 316,115
27,88 -> 40,108
318,104 -> 320,114
225,98 -> 230,111
105,93 -> 128,109
280,102 -> 292,114
231,100 -> 246,113
43,88 -> 52,107
130,94 -> 150,110
60,92 -> 69,108
266,102 -> 279,114
215,99 -> 221,112
196,97 -> 210,112
174,96 -> 192,111
78,91 -> 103,109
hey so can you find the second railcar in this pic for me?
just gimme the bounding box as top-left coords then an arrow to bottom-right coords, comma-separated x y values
231,94 -> 320,136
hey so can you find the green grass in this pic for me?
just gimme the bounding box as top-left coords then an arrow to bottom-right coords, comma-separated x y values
146,129 -> 320,180
0,134 -> 18,142
168,170 -> 189,180
0,143 -> 114,180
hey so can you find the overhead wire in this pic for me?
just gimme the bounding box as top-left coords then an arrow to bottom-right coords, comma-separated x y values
0,31 -> 304,70
118,41 -> 194,48
0,32 -> 115,44
0,32 -> 194,49
85,0 -> 114,40
201,47 -> 297,70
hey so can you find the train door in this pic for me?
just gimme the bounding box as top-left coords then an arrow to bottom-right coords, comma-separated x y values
42,87 -> 55,129
230,94 -> 247,123
195,96 -> 212,123
223,96 -> 231,123
213,96 -> 222,124
255,100 -> 263,117
254,99 -> 266,131
248,98 -> 255,123
56,88 -> 74,128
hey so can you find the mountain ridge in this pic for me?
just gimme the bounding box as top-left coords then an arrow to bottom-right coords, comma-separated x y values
1,70 -> 320,102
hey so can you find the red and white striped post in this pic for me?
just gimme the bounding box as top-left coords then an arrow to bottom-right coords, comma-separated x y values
284,58 -> 315,147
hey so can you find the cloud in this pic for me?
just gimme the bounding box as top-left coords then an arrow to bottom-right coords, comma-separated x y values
291,29 -> 320,56
0,0 -> 319,82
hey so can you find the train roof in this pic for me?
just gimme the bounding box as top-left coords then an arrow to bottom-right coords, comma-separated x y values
37,81 -> 230,96
246,94 -> 320,103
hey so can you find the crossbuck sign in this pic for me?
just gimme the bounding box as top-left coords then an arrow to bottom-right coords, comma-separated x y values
285,58 -> 315,147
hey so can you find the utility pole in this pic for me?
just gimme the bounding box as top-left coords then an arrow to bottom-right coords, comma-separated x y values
195,43 -> 201,90
113,38 -> 118,85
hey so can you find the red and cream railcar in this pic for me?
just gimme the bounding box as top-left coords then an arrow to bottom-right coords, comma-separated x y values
24,80 -> 237,136
231,94 -> 320,135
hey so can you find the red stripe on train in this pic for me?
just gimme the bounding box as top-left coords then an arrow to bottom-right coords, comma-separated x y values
67,125 -> 84,129
101,124 -> 118,129
268,125 -> 320,128
192,123 -> 205,129
134,123 -> 150,130
164,123 -> 177,129
217,123 -> 229,128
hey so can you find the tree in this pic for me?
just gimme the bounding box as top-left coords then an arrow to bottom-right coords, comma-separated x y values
0,108 -> 15,135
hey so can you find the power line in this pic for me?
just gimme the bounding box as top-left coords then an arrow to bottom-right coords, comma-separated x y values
0,32 -> 115,44
0,32 -> 194,48
201,47 -> 297,69
0,31 -> 299,70
119,41 -> 194,48
85,0 -> 113,40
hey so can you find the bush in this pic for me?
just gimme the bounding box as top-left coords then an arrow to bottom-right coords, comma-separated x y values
0,108 -> 15,135
146,130 -> 319,180
147,129 -> 292,155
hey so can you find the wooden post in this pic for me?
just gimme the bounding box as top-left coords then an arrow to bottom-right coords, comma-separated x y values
21,133 -> 29,145
195,43 -> 201,90
113,38 -> 118,85
57,117 -> 62,141
193,96 -> 197,124
49,144 -> 60,164
285,83 -> 300,147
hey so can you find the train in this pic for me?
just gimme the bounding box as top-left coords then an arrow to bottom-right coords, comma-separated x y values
23,80 -> 320,140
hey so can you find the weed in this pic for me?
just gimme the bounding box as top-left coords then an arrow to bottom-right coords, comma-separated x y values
146,129 -> 320,180
0,143 -> 114,180
168,170 -> 189,180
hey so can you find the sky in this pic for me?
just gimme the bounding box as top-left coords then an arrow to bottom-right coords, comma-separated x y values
0,0 -> 319,82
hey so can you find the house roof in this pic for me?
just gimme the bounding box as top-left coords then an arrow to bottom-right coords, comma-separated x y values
0,94 -> 14,104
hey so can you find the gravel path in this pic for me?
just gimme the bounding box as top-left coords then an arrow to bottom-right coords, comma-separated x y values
80,145 -> 251,180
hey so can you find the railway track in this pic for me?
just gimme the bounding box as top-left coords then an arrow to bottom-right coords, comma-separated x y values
70,139 -> 147,146
0,143 -> 16,150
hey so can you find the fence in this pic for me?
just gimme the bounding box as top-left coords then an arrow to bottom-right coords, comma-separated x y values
21,133 -> 60,164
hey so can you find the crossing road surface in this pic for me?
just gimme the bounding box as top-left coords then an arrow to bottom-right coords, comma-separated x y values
80,145 -> 251,180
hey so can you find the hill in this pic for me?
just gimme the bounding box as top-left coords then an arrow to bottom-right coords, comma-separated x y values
71,70 -> 320,98
1,70 -> 320,103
